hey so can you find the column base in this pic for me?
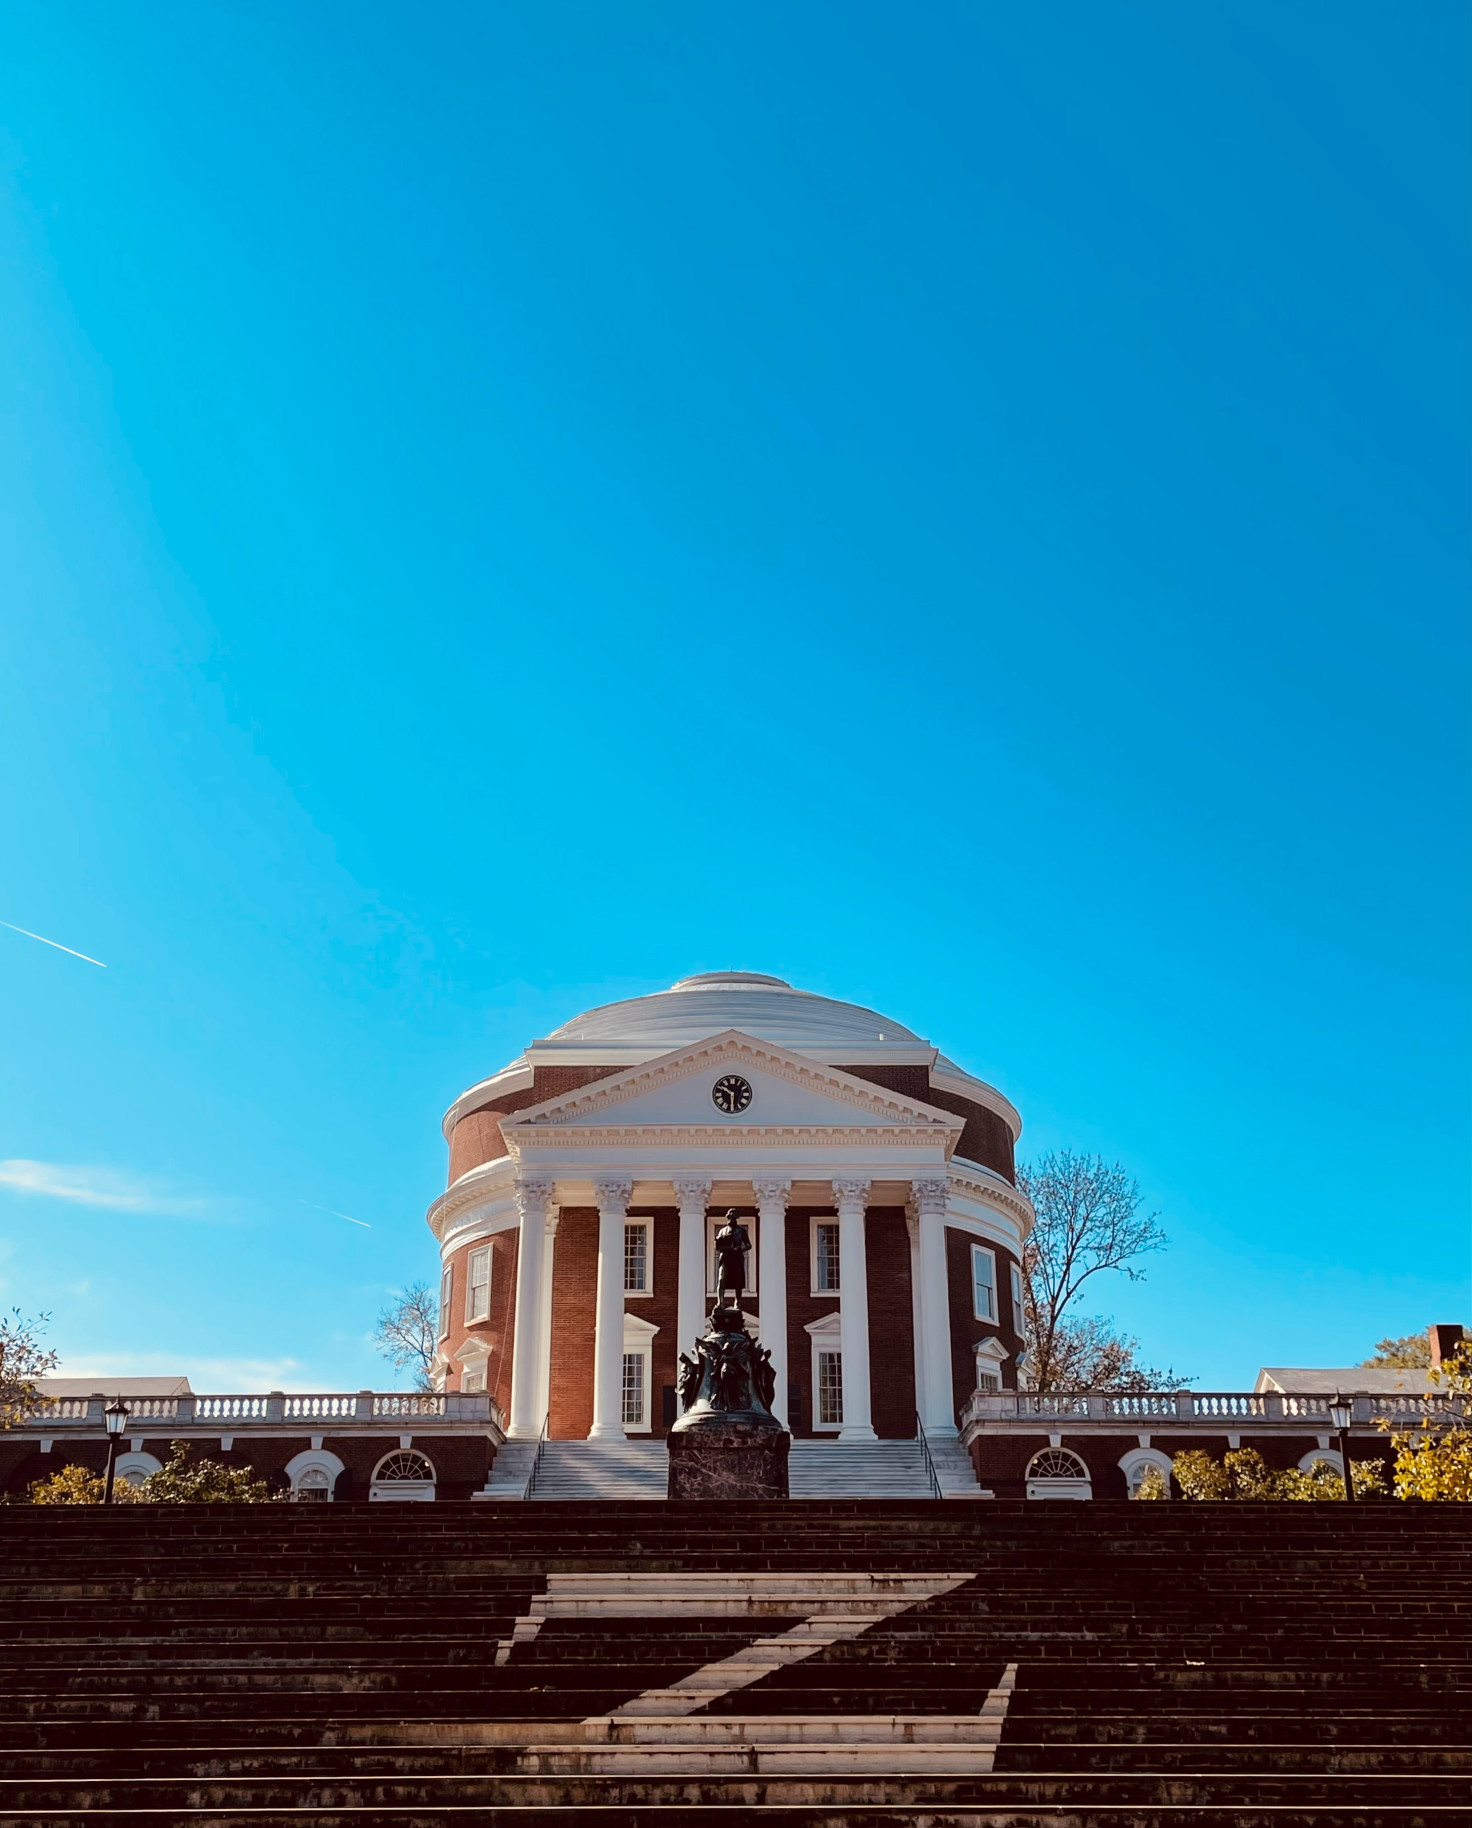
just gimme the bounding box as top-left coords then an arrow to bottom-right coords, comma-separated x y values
504,1422 -> 541,1441
586,1424 -> 627,1441
838,1423 -> 878,1442
921,1420 -> 959,1441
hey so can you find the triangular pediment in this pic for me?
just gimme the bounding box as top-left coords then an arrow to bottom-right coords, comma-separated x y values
500,1031 -> 962,1137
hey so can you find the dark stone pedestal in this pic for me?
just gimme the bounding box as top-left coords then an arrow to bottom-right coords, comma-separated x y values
667,1420 -> 790,1500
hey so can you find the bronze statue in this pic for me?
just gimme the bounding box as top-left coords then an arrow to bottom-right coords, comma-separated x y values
712,1209 -> 751,1309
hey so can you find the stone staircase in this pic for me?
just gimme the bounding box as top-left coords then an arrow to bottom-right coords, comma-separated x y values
789,1437 -> 937,1498
0,1501 -> 1465,1823
529,1437 -> 667,1500
473,1436 -> 538,1499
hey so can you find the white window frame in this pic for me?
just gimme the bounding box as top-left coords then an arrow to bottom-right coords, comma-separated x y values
810,1217 -> 841,1295
805,1312 -> 844,1431
974,1335 -> 1010,1395
1119,1447 -> 1174,1497
1025,1446 -> 1092,1501
621,1312 -> 659,1434
971,1243 -> 997,1323
624,1219 -> 652,1296
706,1212 -> 757,1298
285,1448 -> 345,1502
1010,1261 -> 1024,1317
621,1349 -> 650,1431
464,1245 -> 492,1323
460,1361 -> 487,1394
438,1265 -> 453,1339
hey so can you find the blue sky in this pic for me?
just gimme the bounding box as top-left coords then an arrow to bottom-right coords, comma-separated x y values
0,2 -> 1465,1393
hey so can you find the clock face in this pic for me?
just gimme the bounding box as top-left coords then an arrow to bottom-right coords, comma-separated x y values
711,1073 -> 753,1115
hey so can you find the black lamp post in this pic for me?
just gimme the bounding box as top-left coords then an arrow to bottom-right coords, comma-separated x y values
1327,1392 -> 1356,1504
102,1398 -> 130,1505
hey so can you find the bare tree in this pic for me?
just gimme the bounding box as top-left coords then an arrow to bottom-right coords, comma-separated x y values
1017,1152 -> 1177,1392
1035,1313 -> 1191,1393
371,1283 -> 439,1392
0,1310 -> 58,1428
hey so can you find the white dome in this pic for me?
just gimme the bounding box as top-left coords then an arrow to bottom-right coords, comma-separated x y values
542,973 -> 924,1052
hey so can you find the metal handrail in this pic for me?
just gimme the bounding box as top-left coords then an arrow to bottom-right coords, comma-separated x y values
914,1413 -> 943,1501
525,1412 -> 550,1499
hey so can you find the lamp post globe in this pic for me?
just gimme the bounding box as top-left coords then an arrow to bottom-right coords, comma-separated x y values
102,1399 -> 130,1507
1327,1394 -> 1356,1504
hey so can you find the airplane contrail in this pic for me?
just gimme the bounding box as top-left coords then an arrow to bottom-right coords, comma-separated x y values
299,1199 -> 372,1229
0,920 -> 107,968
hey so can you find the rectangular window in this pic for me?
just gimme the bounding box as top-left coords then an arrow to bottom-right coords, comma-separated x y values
813,1221 -> 841,1293
976,1365 -> 1001,1394
1010,1262 -> 1024,1317
465,1246 -> 491,1323
438,1266 -> 453,1338
971,1244 -> 997,1323
461,1362 -> 487,1393
624,1222 -> 650,1294
621,1351 -> 647,1429
816,1350 -> 844,1427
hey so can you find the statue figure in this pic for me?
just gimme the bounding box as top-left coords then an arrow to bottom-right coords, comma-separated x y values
712,1209 -> 751,1309
753,1342 -> 777,1413
677,1350 -> 703,1415
713,1331 -> 750,1411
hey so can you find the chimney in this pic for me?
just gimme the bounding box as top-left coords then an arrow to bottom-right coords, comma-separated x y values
1427,1324 -> 1465,1368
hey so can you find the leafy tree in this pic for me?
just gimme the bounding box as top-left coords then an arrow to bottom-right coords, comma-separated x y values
27,1462 -> 136,1504
25,1443 -> 273,1504
138,1441 -> 274,1502
1172,1445 -> 1385,1501
1133,1464 -> 1170,1501
1379,1344 -> 1471,1503
0,1310 -> 59,1429
371,1281 -> 439,1391
1362,1328 -> 1470,1370
1016,1152 -> 1187,1392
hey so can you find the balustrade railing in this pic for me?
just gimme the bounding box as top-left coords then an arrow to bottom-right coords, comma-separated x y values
8,1389 -> 502,1434
960,1387 -> 1467,1431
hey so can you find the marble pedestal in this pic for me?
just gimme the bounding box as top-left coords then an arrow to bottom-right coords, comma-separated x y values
667,1419 -> 790,1500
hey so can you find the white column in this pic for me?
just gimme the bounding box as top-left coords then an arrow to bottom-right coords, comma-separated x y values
833,1178 -> 875,1440
535,1208 -> 558,1430
906,1206 -> 924,1425
507,1180 -> 556,1437
674,1177 -> 711,1355
912,1177 -> 956,1437
753,1178 -> 791,1426
589,1178 -> 633,1440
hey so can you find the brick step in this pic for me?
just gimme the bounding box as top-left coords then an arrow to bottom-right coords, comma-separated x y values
2,1771 -> 1466,1810
5,1739 -> 1467,1778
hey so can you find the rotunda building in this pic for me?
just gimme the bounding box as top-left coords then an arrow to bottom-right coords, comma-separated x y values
426,973 -> 1032,1444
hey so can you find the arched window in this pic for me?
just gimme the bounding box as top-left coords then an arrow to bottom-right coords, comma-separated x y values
369,1449 -> 437,1502
1025,1446 -> 1092,1500
1298,1448 -> 1343,1476
284,1448 -> 345,1503
113,1451 -> 163,1489
1119,1447 -> 1174,1498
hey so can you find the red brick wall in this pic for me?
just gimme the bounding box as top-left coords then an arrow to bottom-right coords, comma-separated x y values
837,1063 -> 1016,1183
865,1207 -> 917,1438
965,1431 -> 1377,1501
439,1228 -> 518,1409
945,1226 -> 1025,1423
630,1206 -> 680,1435
446,1065 -> 622,1185
548,1207 -> 598,1438
784,1206 -> 839,1439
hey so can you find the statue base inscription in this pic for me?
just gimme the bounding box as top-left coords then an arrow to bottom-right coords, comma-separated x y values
668,1419 -> 789,1501
667,1291 -> 790,1501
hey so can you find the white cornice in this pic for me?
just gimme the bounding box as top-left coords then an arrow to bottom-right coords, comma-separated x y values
928,1067 -> 1022,1142
504,1123 -> 962,1154
948,1159 -> 1034,1236
441,1062 -> 535,1141
426,1156 -> 517,1241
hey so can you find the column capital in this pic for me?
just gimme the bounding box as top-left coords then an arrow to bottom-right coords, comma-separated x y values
672,1176 -> 713,1209
515,1178 -> 557,1220
910,1177 -> 948,1219
831,1177 -> 871,1215
752,1177 -> 792,1210
593,1178 -> 633,1216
